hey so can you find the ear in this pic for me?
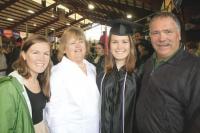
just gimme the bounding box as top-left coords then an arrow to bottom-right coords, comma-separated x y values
64,46 -> 68,55
178,31 -> 181,41
21,51 -> 26,60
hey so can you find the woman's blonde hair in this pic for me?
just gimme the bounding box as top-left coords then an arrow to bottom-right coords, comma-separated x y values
57,27 -> 88,61
12,35 -> 52,100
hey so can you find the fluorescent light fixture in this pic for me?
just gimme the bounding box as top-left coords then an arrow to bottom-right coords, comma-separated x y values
88,4 -> 94,10
7,18 -> 14,21
28,10 -> 35,14
51,14 -> 55,18
50,28 -> 55,30
127,14 -> 132,19
69,13 -> 83,20
80,19 -> 92,24
66,22 -> 70,25
57,4 -> 69,12
32,0 -> 55,6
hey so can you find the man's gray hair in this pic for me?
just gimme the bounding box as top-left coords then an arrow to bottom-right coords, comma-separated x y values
149,12 -> 181,32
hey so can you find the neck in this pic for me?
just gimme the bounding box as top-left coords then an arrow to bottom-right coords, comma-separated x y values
77,61 -> 87,74
116,60 -> 125,70
28,72 -> 38,82
76,61 -> 84,67
27,76 -> 38,83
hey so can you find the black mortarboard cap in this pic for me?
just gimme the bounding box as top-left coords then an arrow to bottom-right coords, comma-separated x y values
109,19 -> 144,36
110,19 -> 133,36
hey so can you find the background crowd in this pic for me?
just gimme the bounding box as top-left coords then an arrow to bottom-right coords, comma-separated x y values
0,12 -> 200,133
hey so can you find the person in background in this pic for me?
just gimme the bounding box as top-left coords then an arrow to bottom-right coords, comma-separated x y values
51,48 -> 59,65
134,31 -> 143,44
46,27 -> 100,133
136,40 -> 153,65
100,31 -> 107,47
85,42 -> 96,64
6,45 -> 21,75
136,12 -> 200,133
136,39 -> 154,76
185,41 -> 198,55
0,35 -> 51,133
0,46 -> 7,76
195,41 -> 200,56
134,32 -> 154,64
94,42 -> 105,74
94,42 -> 104,64
97,20 -> 139,133
100,30 -> 109,54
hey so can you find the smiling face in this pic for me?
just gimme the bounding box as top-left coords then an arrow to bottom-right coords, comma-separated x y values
22,42 -> 50,77
95,44 -> 104,56
64,37 -> 86,64
150,17 -> 181,60
110,34 -> 130,67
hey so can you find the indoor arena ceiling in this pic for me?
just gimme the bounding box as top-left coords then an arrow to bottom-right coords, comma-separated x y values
0,0 -> 199,37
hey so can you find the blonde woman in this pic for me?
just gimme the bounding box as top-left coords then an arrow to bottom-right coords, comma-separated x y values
46,27 -> 100,133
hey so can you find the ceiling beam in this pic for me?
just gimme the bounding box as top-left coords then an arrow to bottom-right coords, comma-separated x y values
61,0 -> 122,19
93,0 -> 153,17
84,14 -> 108,24
31,11 -> 74,33
0,0 -> 19,11
70,10 -> 108,25
32,18 -> 59,33
49,17 -> 85,34
81,23 -> 93,29
78,9 -> 107,20
9,2 -> 60,29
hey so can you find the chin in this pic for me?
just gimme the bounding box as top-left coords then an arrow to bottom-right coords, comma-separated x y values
36,69 -> 46,74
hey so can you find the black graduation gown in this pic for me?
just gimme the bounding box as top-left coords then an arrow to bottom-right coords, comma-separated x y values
97,67 -> 138,133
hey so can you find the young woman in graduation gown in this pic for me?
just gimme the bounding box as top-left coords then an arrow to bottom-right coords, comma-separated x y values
97,20 -> 139,133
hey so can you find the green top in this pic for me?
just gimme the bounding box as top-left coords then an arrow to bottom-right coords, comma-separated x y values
153,48 -> 180,70
0,76 -> 35,133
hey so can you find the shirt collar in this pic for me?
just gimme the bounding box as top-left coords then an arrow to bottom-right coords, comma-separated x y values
153,44 -> 182,69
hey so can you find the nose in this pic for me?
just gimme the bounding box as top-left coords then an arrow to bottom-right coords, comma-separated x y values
38,53 -> 46,61
75,41 -> 82,48
116,42 -> 124,49
159,32 -> 167,42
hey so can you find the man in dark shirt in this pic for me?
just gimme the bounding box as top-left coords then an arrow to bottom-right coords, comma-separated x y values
136,12 -> 200,133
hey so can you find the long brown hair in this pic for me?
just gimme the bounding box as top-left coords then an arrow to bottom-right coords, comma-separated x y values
12,35 -> 52,99
105,34 -> 137,74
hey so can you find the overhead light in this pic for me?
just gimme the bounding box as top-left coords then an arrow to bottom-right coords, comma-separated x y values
50,28 -> 55,31
66,22 -> 70,26
28,10 -> 35,14
33,23 -> 37,27
127,14 -> 132,19
7,18 -> 14,21
57,4 -> 69,12
88,4 -> 94,10
51,14 -> 55,18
